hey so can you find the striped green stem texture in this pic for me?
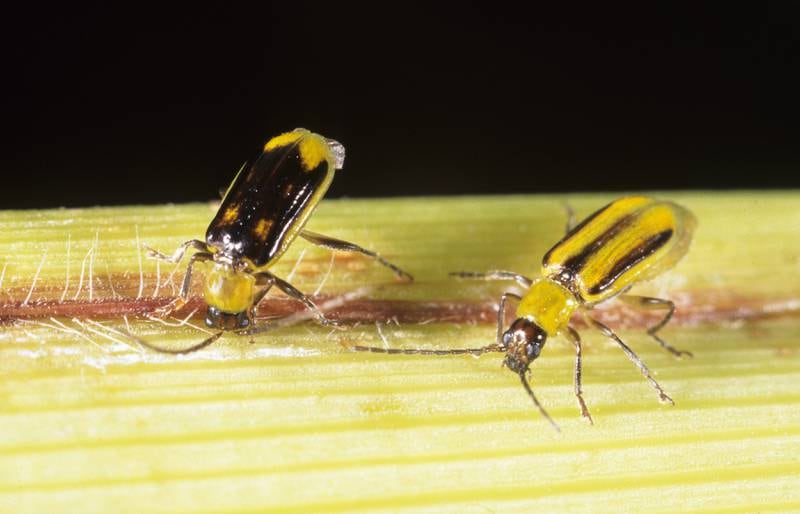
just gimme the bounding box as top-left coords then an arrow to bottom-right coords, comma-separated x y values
0,193 -> 798,513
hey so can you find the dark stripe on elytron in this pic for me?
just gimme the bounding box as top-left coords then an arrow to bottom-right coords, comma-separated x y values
553,213 -> 637,276
587,229 -> 674,296
542,201 -> 613,266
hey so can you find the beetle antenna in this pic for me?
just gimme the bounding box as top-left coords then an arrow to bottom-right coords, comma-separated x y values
519,369 -> 560,432
126,329 -> 225,355
350,343 -> 502,356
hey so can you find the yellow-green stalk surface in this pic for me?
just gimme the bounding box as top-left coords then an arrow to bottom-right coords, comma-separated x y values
0,193 -> 798,513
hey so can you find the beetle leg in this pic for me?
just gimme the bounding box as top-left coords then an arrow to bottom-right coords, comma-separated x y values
449,270 -> 533,289
241,273 -> 277,329
562,201 -> 577,234
146,239 -> 209,264
252,271 -> 335,326
178,252 -> 213,299
620,295 -> 692,358
564,326 -> 594,424
299,230 -> 413,282
497,292 -> 522,346
252,274 -> 275,306
584,313 -> 674,405
153,251 -> 213,317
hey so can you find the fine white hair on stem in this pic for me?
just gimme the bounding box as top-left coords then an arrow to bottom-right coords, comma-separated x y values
152,260 -> 161,298
135,225 -> 144,299
105,262 -> 119,299
23,250 -> 47,306
123,315 -> 133,334
177,317 -> 217,335
47,317 -> 108,353
375,321 -> 390,350
0,261 -> 8,302
158,260 -> 182,297
22,329 -> 45,344
147,308 -> 199,328
73,245 -> 93,301
285,248 -> 307,283
312,252 -> 336,297
60,233 -> 71,302
145,309 -> 216,336
88,230 -> 99,302
265,286 -> 371,331
122,315 -> 142,351
78,318 -> 143,354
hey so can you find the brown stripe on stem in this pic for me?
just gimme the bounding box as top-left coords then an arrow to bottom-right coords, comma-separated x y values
0,290 -> 799,328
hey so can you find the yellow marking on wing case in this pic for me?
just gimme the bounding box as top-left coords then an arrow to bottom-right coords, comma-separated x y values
253,219 -> 273,239
264,128 -> 332,172
264,129 -> 306,152
297,135 -> 331,171
221,206 -> 239,223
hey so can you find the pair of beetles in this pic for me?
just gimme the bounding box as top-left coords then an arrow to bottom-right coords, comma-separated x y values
142,128 -> 696,430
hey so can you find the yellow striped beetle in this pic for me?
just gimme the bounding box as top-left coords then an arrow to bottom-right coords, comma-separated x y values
142,128 -> 412,353
356,196 -> 696,430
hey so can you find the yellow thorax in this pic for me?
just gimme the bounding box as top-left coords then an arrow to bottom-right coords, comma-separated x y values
204,263 -> 256,314
516,279 -> 579,335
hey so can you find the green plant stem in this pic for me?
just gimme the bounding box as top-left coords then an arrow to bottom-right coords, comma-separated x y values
0,193 -> 798,513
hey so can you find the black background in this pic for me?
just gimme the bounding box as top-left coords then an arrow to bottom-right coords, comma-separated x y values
4,3 -> 799,208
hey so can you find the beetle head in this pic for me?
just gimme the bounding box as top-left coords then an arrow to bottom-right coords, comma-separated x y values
501,317 -> 548,374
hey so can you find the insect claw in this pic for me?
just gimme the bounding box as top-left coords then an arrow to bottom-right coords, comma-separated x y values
323,318 -> 347,331
152,297 -> 186,319
143,245 -> 165,260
